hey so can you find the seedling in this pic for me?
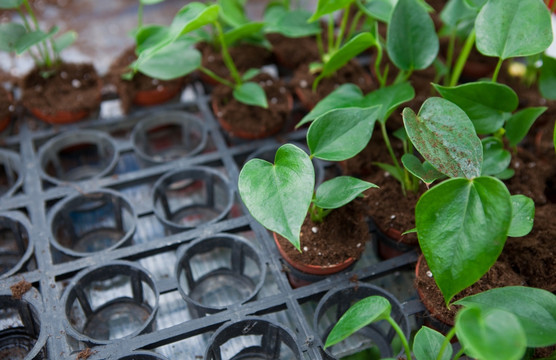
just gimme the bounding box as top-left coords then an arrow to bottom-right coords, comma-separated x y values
0,0 -> 77,71
325,286 -> 556,360
239,106 -> 381,250
403,97 -> 535,304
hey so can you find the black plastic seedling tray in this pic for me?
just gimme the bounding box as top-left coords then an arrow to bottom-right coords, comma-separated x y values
0,81 -> 425,360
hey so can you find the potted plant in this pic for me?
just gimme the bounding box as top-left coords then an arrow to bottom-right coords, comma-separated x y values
238,106 -> 381,283
0,0 -> 101,124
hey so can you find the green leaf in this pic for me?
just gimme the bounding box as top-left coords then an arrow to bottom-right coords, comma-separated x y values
455,286 -> 556,347
136,41 -> 201,80
386,0 -> 439,70
416,177 -> 512,304
540,55 -> 556,100
358,0 -> 398,23
433,82 -> 518,135
475,0 -> 553,60
403,97 -> 483,179
481,137 -> 511,176
169,2 -> 220,39
314,176 -> 377,209
494,168 -> 514,180
508,195 -> 534,237
440,0 -> 477,36
238,144 -> 314,251
308,0 -> 354,22
374,162 -> 404,184
219,0 -> 249,27
456,307 -> 527,360
324,296 -> 391,348
233,82 -> 268,108
464,0 -> 487,9
414,326 -> 452,360
505,107 -> 546,147
0,23 -> 26,52
321,32 -> 375,78
241,68 -> 260,81
53,31 -> 77,54
140,0 -> 165,4
264,8 -> 321,37
360,82 -> 415,124
223,22 -> 264,47
15,27 -> 58,55
298,84 -> 364,127
0,0 -> 22,9
135,25 -> 170,54
307,106 -> 380,161
401,154 -> 444,185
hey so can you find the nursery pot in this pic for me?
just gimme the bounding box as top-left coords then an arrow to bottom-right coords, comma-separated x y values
369,218 -> 416,260
132,82 -> 182,106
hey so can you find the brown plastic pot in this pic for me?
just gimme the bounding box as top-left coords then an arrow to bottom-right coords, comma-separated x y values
132,83 -> 182,106
30,108 -> 90,124
375,224 -> 416,260
0,116 -> 10,132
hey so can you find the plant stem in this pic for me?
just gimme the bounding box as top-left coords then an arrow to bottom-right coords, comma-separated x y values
335,4 -> 351,51
436,327 -> 457,360
199,66 -> 235,88
345,10 -> 362,41
23,0 -> 51,67
452,346 -> 466,360
374,41 -> 386,88
492,57 -> 503,82
385,317 -> 412,360
449,28 -> 475,86
394,68 -> 412,84
327,14 -> 334,53
444,31 -> 456,85
214,21 -> 241,85
316,32 -> 325,59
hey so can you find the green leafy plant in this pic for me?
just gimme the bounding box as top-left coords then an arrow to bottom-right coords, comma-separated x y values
130,1 -> 269,108
324,286 -> 556,360
238,106 -> 381,250
0,0 -> 77,70
402,97 -> 535,304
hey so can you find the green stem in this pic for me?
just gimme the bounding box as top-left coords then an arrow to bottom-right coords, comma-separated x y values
137,2 -> 144,28
394,68 -> 412,84
345,10 -> 363,41
199,66 -> 235,88
492,57 -> 503,82
374,42 -> 386,88
23,0 -> 51,67
335,4 -> 351,51
327,14 -> 334,53
436,327 -> 457,360
215,21 -> 242,85
316,32 -> 325,59
444,31 -> 456,85
452,346 -> 465,360
449,28 -> 475,86
385,317 -> 411,360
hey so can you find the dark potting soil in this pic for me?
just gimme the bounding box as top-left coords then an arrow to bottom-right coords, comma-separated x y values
105,47 -> 184,113
505,147 -> 554,205
20,62 -> 100,116
266,34 -> 320,70
291,60 -> 374,110
415,257 -> 525,326
199,42 -> 273,81
275,201 -> 368,267
212,73 -> 290,137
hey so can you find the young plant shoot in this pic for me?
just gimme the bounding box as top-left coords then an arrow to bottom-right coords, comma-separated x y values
239,106 -> 381,251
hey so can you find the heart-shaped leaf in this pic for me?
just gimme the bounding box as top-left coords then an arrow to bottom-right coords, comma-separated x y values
223,22 -> 264,47
433,82 -> 518,134
481,137 -> 511,176
401,153 -> 444,184
233,82 -> 268,108
307,106 -> 380,161
169,2 -> 220,39
360,82 -> 415,124
314,176 -> 377,209
455,307 -> 527,360
135,25 -> 170,54
0,23 -> 26,52
455,286 -> 556,347
321,32 -> 376,78
508,195 -> 534,237
238,144 -> 314,251
539,55 -> 556,100
387,0 -> 439,70
264,8 -> 321,37
53,31 -> 77,53
325,296 -> 392,348
414,326 -> 452,360
219,0 -> 248,27
440,0 -> 477,36
0,0 -> 22,9
475,0 -> 553,60
298,84 -> 364,127
403,97 -> 483,179
136,41 -> 200,80
358,0 -> 398,23
505,107 -> 547,147
416,177 -> 512,304
308,0 -> 354,22
15,26 -> 58,55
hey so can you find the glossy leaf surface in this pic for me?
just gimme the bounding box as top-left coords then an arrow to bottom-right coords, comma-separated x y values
403,97 -> 482,179
508,195 -> 534,237
298,84 -> 364,127
314,176 -> 377,209
219,0 -> 248,27
238,144 -> 314,251
481,137 -> 510,176
505,107 -> 546,147
414,326 -> 452,360
433,82 -> 518,134
416,177 -> 511,304
440,0 -> 477,36
135,25 -> 169,54
321,32 -> 375,77
359,0 -> 398,23
53,31 -> 77,53
475,0 -> 553,59
169,2 -> 220,38
455,286 -> 556,347
539,55 -> 556,100
264,7 -> 321,37
223,22 -> 264,47
15,27 -> 58,55
387,0 -> 438,70
233,82 -> 268,108
307,106 -> 380,161
401,154 -> 444,184
325,296 -> 391,348
309,0 -> 354,22
360,82 -> 415,124
136,41 -> 200,80
0,23 -> 26,52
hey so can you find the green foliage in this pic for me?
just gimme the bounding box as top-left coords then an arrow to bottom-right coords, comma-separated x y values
263,6 -> 321,37
308,0 -> 354,22
505,107 -> 547,147
358,0 -> 398,23
386,0 -> 438,71
413,327 -> 451,360
232,82 -> 268,108
0,0 -> 23,9
539,55 -> 556,100
133,40 -> 201,80
401,154 -> 444,185
53,30 -> 77,53
440,0 -> 477,37
0,23 -> 25,52
313,176 -> 377,209
298,84 -> 364,126
481,137 -> 511,176
508,195 -> 535,237
318,32 -> 376,79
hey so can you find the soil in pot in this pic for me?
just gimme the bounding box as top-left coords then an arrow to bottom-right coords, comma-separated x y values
274,201 -> 368,269
105,47 -> 184,113
211,72 -> 291,139
291,60 -> 374,111
20,62 -> 101,124
266,34 -> 320,71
